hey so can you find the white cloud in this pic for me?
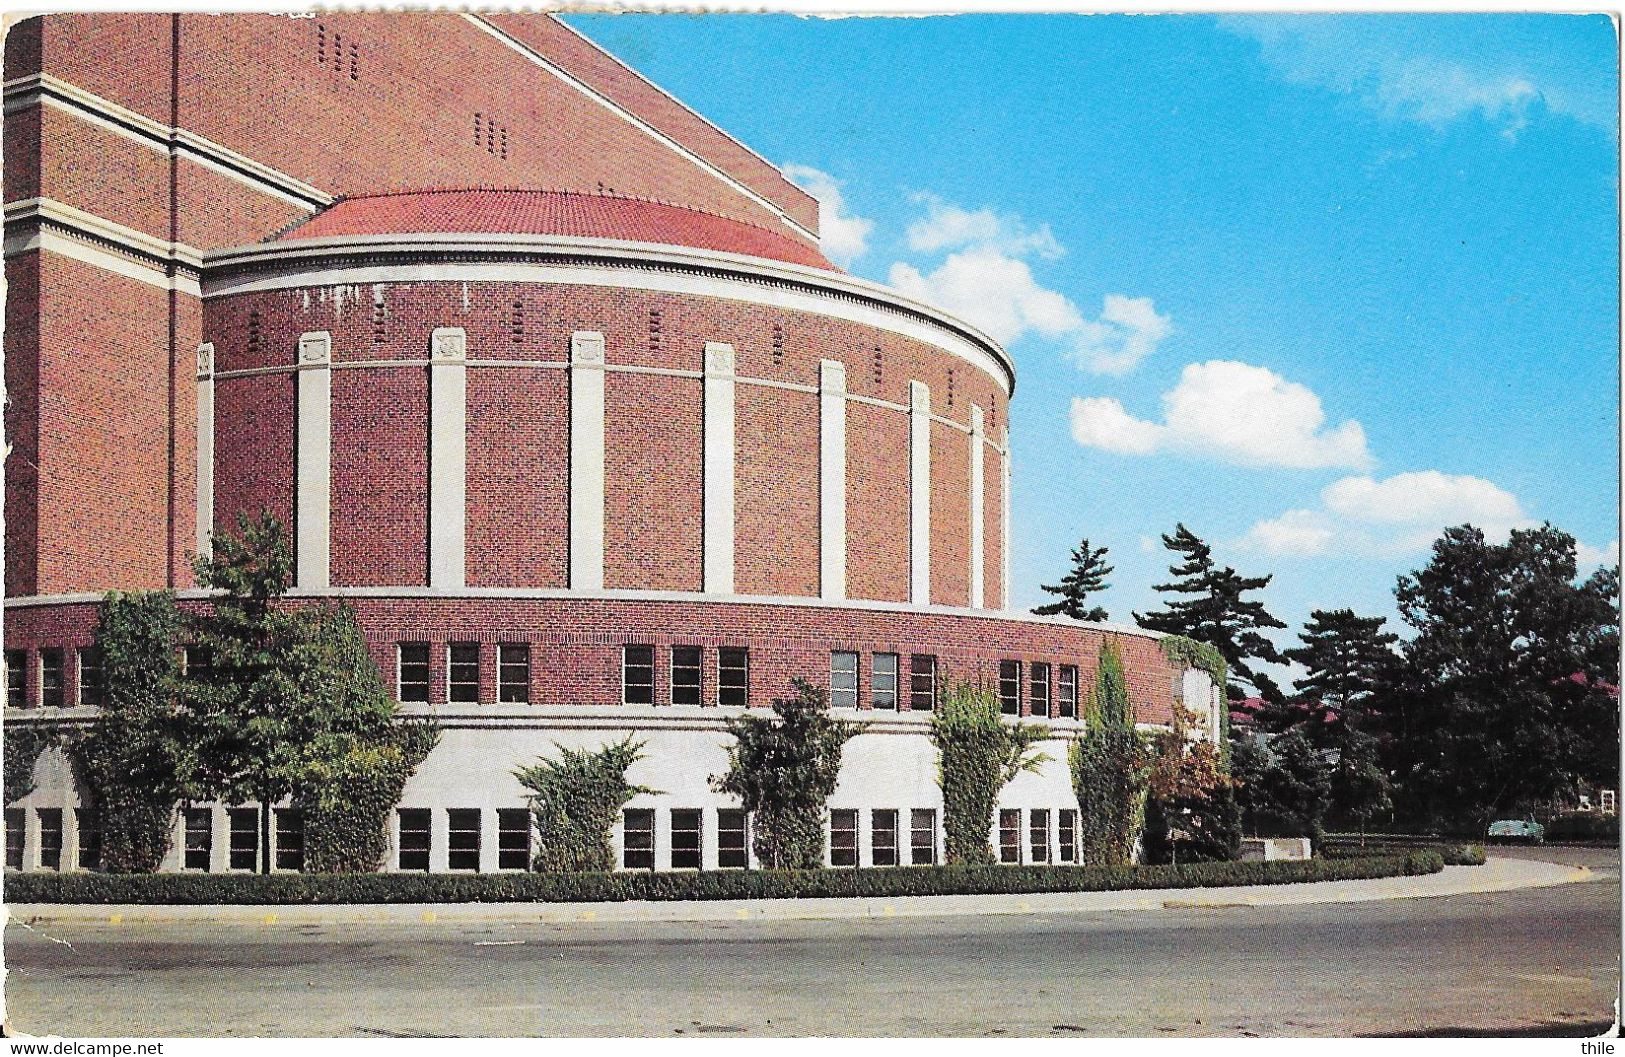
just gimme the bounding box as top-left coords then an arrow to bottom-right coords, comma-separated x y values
1069,396 -> 1163,455
782,163 -> 873,267
887,193 -> 1169,373
890,247 -> 1081,346
1322,471 -> 1525,527
1219,16 -> 1570,138
1577,540 -> 1620,569
1069,360 -> 1372,470
1071,295 -> 1174,375
1242,470 -> 1538,558
905,193 -> 1063,259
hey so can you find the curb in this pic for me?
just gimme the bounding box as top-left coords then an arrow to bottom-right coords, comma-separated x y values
4,856 -> 1594,928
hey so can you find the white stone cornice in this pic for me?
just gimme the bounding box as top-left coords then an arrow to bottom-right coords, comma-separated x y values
203,233 -> 1015,395
3,73 -> 331,211
3,197 -> 203,269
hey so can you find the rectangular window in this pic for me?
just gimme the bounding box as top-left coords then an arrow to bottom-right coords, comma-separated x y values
830,651 -> 859,708
497,808 -> 530,870
1058,665 -> 1079,719
227,807 -> 259,871
1058,808 -> 1078,864
670,809 -> 701,870
910,808 -> 937,865
909,655 -> 938,711
872,653 -> 899,710
5,651 -> 24,709
671,646 -> 702,706
398,644 -> 430,703
871,809 -> 898,867
498,644 -> 530,703
39,650 -> 63,709
78,648 -> 104,708
76,808 -> 101,871
4,808 -> 22,869
1030,662 -> 1051,719
397,808 -> 430,871
718,647 -> 749,707
717,809 -> 748,869
623,808 -> 655,870
182,646 -> 212,680
184,807 -> 212,871
447,809 -> 480,871
448,643 -> 480,703
999,808 -> 1021,864
830,808 -> 858,867
623,645 -> 655,705
1030,808 -> 1050,864
998,660 -> 1021,716
275,808 -> 304,872
37,809 -> 62,871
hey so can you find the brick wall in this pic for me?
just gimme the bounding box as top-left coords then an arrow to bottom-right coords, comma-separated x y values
4,596 -> 1184,725
203,280 -> 1008,604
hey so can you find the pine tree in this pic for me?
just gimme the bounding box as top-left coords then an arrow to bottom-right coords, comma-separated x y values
1134,524 -> 1288,702
1278,608 -> 1399,746
1034,538 -> 1113,622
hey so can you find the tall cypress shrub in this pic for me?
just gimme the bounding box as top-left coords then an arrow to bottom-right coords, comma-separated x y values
1068,639 -> 1149,866
930,684 -> 1050,865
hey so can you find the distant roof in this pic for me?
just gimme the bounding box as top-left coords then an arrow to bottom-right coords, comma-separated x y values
273,188 -> 836,272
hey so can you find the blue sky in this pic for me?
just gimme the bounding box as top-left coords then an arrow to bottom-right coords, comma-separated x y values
568,13 -> 1619,672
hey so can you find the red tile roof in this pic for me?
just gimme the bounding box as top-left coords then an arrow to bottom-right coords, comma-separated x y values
274,189 -> 836,271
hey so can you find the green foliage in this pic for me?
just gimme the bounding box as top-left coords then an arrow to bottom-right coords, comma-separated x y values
1069,640 -> 1149,865
1142,787 -> 1242,865
296,719 -> 438,875
191,512 -> 436,872
1278,608 -> 1399,745
1260,729 -> 1334,839
1543,811 -> 1619,842
1034,537 -> 1113,622
4,725 -> 54,805
74,590 -> 188,872
1388,524 -> 1620,828
930,683 -> 1051,865
1136,525 -> 1287,702
1319,838 -> 1484,866
7,853 -> 1443,905
1330,729 -> 1392,835
516,738 -> 656,872
713,679 -> 857,869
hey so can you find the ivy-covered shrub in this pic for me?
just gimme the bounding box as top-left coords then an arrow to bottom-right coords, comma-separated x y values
714,679 -> 856,869
516,737 -> 655,872
1069,640 -> 1149,865
6,852 -> 1444,905
930,684 -> 1050,865
4,725 -> 54,806
74,591 -> 188,873
298,719 -> 438,874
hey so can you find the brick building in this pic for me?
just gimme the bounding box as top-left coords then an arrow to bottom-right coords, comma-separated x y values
2,13 -> 1219,874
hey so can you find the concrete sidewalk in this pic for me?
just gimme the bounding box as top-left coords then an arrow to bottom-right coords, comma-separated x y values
4,855 -> 1592,928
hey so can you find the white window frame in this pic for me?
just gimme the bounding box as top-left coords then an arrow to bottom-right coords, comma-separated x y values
872,652 -> 899,710
830,651 -> 859,709
397,643 -> 431,704
717,647 -> 749,707
446,642 -> 481,704
670,645 -> 703,706
1030,662 -> 1051,719
497,643 -> 530,704
1058,665 -> 1079,719
622,645 -> 655,705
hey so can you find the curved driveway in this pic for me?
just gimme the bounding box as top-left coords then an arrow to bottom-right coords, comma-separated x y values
4,846 -> 1617,1037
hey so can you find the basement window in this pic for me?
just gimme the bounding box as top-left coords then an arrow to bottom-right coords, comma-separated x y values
871,809 -> 898,867
184,807 -> 212,871
830,808 -> 858,868
910,809 -> 937,866
275,808 -> 304,872
1030,808 -> 1050,864
1058,809 -> 1078,864
497,808 -> 530,870
999,809 -> 1020,864
717,809 -> 747,869
397,808 -> 430,872
670,809 -> 701,870
228,807 -> 258,872
447,809 -> 480,871
623,808 -> 655,870
36,809 -> 61,871
76,808 -> 102,871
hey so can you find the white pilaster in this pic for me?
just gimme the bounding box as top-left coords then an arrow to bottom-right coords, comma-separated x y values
570,331 -> 607,590
1001,424 -> 1012,611
702,342 -> 737,595
819,359 -> 847,601
909,380 -> 931,606
195,343 -> 215,561
969,404 -> 985,609
295,331 -> 331,589
428,328 -> 468,589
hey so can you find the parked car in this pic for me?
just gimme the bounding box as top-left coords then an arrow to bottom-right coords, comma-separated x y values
1487,816 -> 1546,844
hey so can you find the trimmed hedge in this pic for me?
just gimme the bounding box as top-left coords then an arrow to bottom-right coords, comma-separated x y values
4,852 -> 1442,905
1320,839 -> 1485,866
1544,811 -> 1619,842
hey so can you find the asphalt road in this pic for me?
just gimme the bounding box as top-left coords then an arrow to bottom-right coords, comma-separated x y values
4,846 -> 1618,1038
